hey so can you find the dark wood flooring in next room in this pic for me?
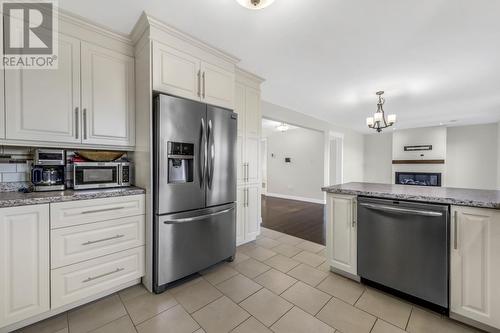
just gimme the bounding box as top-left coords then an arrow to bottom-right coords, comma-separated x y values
261,195 -> 325,245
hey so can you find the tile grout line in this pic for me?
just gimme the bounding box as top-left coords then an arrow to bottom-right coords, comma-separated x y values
405,306 -> 414,331
117,290 -> 139,332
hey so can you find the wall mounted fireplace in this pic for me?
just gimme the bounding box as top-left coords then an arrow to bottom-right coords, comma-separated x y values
395,172 -> 442,187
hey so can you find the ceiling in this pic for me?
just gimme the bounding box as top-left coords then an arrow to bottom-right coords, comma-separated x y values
58,0 -> 500,133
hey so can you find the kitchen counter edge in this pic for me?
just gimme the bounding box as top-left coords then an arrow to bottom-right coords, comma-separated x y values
0,187 -> 146,208
322,182 -> 500,209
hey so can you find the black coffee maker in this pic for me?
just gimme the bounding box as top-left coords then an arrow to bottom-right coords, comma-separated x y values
31,149 -> 66,191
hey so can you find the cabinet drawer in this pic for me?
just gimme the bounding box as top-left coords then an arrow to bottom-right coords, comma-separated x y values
51,195 -> 145,229
51,246 -> 145,308
51,215 -> 145,268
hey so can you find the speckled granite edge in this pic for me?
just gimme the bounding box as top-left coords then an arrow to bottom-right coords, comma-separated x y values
0,187 -> 146,208
322,183 -> 500,209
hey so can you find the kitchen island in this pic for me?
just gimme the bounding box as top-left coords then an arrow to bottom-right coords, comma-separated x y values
321,182 -> 500,332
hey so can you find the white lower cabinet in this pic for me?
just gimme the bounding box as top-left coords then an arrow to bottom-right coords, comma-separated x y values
51,246 -> 145,308
237,184 -> 261,245
326,194 -> 357,277
450,206 -> 500,330
0,205 -> 50,328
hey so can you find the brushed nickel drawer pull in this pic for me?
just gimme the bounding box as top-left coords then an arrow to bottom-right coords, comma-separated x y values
82,267 -> 124,283
454,210 -> 458,250
81,206 -> 126,214
82,234 -> 125,246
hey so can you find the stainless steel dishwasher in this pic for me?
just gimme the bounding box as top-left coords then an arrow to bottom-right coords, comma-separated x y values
357,197 -> 449,310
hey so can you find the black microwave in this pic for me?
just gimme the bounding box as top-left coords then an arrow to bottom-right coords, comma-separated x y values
73,162 -> 131,190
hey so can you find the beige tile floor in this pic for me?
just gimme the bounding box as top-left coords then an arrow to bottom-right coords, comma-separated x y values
15,227 -> 483,333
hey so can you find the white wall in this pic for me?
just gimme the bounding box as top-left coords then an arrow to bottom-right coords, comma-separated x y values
447,123 -> 498,190
262,101 -> 365,185
363,133 -> 393,184
392,127 -> 447,160
266,128 -> 324,201
362,123 -> 500,190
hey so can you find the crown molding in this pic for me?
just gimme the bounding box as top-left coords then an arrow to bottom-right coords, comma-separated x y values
236,67 -> 266,84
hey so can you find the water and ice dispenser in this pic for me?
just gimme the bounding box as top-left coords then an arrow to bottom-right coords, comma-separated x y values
167,142 -> 194,183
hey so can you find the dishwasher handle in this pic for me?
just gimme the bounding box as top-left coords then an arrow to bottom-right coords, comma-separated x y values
359,202 -> 443,217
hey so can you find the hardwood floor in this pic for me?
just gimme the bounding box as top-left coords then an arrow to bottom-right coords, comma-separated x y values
261,195 -> 325,245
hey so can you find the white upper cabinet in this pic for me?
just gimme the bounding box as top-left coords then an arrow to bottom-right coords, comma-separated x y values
450,206 -> 500,330
81,42 -> 135,147
152,41 -> 201,101
235,83 -> 246,134
200,61 -> 235,109
0,205 -> 50,328
151,38 -> 236,109
0,12 -> 4,139
5,34 -> 81,144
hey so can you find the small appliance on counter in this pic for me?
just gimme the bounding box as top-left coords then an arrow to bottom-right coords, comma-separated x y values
72,161 -> 131,190
31,149 -> 66,192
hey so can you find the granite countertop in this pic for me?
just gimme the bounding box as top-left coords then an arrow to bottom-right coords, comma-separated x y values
322,182 -> 500,209
0,186 -> 146,208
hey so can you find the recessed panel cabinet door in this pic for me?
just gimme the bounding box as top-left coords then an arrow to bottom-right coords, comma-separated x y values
326,194 -> 357,276
245,136 -> 260,185
201,62 -> 235,110
81,42 -> 135,146
450,206 -> 500,329
0,204 -> 50,328
236,187 -> 245,245
234,83 -> 246,135
245,185 -> 260,240
5,34 -> 81,143
0,12 -> 4,139
245,87 -> 261,137
152,41 -> 201,101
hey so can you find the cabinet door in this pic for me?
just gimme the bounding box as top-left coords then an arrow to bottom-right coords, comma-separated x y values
5,34 -> 80,143
201,62 -> 235,109
152,41 -> 201,101
245,136 -> 260,185
237,134 -> 245,185
326,194 -> 357,276
245,87 -> 261,137
234,83 -> 246,134
236,187 -> 246,245
450,206 -> 500,329
81,42 -> 135,146
245,185 -> 261,241
0,11 -> 4,139
0,205 -> 49,327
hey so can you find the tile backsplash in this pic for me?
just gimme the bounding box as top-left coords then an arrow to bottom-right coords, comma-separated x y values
0,147 -> 32,190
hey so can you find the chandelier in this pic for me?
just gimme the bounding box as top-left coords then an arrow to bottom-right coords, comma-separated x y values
366,91 -> 396,132
236,0 -> 275,10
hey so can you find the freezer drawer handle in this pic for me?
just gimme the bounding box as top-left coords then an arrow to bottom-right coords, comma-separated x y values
359,203 -> 443,217
81,206 -> 126,214
163,207 -> 235,225
82,267 -> 124,283
82,234 -> 125,246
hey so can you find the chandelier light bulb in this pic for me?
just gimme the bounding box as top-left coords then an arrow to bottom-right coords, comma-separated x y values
388,114 -> 397,124
374,112 -> 383,122
236,0 -> 275,10
366,117 -> 374,126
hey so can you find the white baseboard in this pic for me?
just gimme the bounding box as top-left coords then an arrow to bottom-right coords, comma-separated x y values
265,192 -> 325,204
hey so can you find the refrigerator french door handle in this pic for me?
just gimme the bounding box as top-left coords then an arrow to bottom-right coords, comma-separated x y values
208,119 -> 215,189
199,118 -> 207,187
163,207 -> 235,224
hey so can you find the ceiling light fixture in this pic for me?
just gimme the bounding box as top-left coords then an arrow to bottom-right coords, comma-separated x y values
366,91 -> 396,133
276,122 -> 289,132
236,0 -> 275,10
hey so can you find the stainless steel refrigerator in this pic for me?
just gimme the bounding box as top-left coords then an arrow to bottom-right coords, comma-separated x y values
153,94 -> 237,293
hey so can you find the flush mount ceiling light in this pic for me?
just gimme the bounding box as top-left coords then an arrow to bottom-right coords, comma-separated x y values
276,122 -> 289,132
366,91 -> 397,133
236,0 -> 275,10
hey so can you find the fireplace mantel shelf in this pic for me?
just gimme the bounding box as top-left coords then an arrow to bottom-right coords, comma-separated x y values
392,159 -> 445,164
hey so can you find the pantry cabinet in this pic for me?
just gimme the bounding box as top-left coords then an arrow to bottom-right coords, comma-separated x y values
326,194 -> 358,278
5,34 -> 81,144
0,13 -> 4,140
235,69 -> 264,245
450,206 -> 500,330
0,205 -> 50,328
152,41 -> 235,109
81,42 -> 135,146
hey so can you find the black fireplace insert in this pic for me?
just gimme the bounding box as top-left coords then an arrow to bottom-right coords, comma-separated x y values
395,172 -> 441,187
